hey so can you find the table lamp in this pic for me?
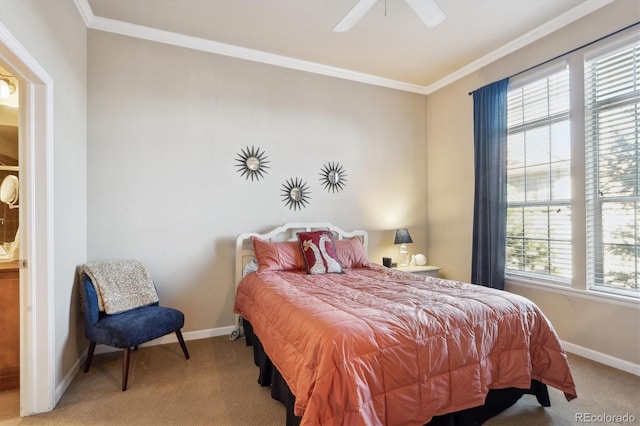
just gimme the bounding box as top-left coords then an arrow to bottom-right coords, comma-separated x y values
394,228 -> 413,266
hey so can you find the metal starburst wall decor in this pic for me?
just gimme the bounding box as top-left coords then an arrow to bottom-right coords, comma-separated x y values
319,161 -> 347,193
281,177 -> 311,210
235,146 -> 270,181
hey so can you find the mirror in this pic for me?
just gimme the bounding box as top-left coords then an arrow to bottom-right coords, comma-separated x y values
235,146 -> 269,181
246,157 -> 260,171
281,177 -> 310,210
320,162 -> 347,193
290,187 -> 302,201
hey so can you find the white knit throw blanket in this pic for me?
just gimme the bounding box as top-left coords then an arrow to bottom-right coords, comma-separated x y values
82,259 -> 159,314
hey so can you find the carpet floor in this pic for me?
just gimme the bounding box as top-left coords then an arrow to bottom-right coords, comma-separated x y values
0,335 -> 638,425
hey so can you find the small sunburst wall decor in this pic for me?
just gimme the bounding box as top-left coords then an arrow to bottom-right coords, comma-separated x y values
319,161 -> 347,193
281,177 -> 311,210
235,146 -> 270,181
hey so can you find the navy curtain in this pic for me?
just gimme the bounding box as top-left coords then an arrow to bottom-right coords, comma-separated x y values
471,78 -> 509,289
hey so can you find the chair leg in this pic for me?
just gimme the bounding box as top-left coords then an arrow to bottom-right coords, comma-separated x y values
122,347 -> 131,392
176,330 -> 190,360
84,341 -> 96,373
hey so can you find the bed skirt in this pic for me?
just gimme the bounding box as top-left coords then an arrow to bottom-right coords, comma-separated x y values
242,320 -> 550,426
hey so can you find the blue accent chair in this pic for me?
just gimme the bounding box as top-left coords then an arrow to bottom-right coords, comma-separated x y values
82,275 -> 190,391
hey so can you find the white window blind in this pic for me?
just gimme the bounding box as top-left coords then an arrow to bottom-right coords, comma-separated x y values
585,38 -> 640,297
506,66 -> 572,282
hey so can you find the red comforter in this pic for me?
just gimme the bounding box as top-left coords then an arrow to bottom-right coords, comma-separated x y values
234,265 -> 577,425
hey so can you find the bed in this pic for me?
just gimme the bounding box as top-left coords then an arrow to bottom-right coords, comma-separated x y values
233,223 -> 577,425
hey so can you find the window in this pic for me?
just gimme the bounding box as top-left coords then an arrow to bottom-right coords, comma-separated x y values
585,40 -> 640,297
505,32 -> 640,299
506,66 -> 572,283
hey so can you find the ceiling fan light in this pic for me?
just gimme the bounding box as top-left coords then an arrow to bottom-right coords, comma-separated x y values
405,0 -> 446,28
333,0 -> 378,33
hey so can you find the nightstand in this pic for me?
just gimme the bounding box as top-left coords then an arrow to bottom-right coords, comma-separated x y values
396,265 -> 440,277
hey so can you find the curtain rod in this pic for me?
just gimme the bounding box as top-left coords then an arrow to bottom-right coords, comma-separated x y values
468,21 -> 640,96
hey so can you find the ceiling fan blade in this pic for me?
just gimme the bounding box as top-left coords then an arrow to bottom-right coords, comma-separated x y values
333,0 -> 378,33
405,0 -> 446,28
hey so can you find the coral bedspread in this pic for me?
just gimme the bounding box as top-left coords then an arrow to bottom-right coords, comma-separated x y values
234,265 -> 576,426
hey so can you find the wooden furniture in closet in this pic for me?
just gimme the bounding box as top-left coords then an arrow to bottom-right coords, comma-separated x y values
0,261 -> 19,390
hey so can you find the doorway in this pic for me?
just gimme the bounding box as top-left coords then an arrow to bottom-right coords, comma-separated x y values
0,22 -> 55,417
0,64 -> 20,409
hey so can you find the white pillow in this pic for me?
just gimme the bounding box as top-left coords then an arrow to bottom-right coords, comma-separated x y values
242,259 -> 259,276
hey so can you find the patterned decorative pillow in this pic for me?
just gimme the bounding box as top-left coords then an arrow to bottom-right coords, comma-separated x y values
334,237 -> 371,269
252,237 -> 306,274
297,230 -> 343,274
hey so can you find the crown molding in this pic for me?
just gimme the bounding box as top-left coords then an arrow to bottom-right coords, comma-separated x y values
73,0 -> 428,94
73,0 -> 94,27
74,0 -> 613,96
425,0 -> 616,94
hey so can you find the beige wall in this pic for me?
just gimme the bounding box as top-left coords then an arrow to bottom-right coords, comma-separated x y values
0,0 -> 88,396
427,0 -> 640,366
87,31 -> 428,333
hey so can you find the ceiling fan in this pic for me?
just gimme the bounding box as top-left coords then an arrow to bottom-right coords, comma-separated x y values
333,0 -> 446,32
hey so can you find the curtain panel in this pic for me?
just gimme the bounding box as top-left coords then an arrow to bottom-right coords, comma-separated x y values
471,78 -> 509,289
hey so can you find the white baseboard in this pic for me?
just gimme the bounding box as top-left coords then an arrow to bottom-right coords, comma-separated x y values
562,340 -> 640,376
92,325 -> 236,355
55,356 -> 83,405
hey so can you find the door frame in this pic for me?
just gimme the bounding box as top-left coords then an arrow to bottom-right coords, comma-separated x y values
0,23 -> 55,415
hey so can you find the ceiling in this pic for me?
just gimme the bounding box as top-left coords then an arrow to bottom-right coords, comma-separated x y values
80,0 -> 614,94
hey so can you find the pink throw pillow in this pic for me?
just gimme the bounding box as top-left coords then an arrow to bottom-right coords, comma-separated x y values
297,230 -> 343,274
252,237 -> 306,274
334,237 -> 371,269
